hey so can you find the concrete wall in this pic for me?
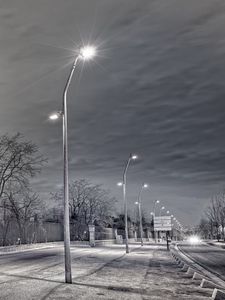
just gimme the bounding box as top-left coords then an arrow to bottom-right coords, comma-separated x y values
0,221 -> 64,246
0,220 -> 152,246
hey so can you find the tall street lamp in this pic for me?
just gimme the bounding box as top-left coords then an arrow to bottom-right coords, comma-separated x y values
118,153 -> 138,253
135,183 -> 148,246
49,45 -> 96,284
153,200 -> 160,217
159,206 -> 165,216
152,199 -> 160,242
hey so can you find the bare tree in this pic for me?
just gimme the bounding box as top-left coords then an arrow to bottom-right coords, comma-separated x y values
0,133 -> 46,197
198,218 -> 212,239
205,192 -> 225,241
3,186 -> 44,243
0,202 -> 13,246
53,179 -> 116,240
206,196 -> 220,241
0,133 -> 46,244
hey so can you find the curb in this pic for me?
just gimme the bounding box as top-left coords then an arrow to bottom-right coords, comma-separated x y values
170,244 -> 225,300
173,244 -> 225,290
192,271 -> 205,281
212,288 -> 225,300
200,278 -> 223,290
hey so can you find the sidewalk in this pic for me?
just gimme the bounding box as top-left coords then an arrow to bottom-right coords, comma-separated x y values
44,244 -> 212,300
0,243 -> 214,299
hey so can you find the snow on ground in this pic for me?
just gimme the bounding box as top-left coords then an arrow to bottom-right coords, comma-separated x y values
0,243 -> 214,299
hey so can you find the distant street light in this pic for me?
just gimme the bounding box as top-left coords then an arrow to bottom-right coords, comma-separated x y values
49,45 -> 96,284
118,153 -> 138,253
166,210 -> 170,214
135,183 -> 148,246
159,206 -> 165,216
49,113 -> 61,120
153,200 -> 160,217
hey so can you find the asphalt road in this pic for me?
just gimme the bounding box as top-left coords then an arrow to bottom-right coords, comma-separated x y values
179,242 -> 225,280
0,242 -> 211,300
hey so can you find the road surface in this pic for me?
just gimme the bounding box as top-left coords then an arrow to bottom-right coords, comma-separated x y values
0,242 -> 211,299
179,242 -> 225,280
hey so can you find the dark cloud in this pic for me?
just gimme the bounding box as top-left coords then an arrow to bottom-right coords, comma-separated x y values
1,0 -> 225,225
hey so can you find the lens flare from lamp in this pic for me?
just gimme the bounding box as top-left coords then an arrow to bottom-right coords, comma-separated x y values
80,46 -> 96,60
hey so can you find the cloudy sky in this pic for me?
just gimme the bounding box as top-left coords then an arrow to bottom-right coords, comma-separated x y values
1,0 -> 225,225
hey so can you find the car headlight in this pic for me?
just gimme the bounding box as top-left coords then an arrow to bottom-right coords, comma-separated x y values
188,235 -> 201,244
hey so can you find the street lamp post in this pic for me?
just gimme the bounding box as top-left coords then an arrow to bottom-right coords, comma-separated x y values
153,200 -> 160,217
158,206 -> 165,242
173,217 -> 177,240
159,206 -> 165,216
152,200 -> 160,242
49,45 -> 96,284
136,183 -> 148,246
118,153 -> 137,254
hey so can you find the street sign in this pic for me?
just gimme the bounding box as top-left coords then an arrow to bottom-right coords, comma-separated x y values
154,216 -> 172,231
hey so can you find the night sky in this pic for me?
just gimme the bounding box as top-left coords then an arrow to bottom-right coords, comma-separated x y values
1,0 -> 225,226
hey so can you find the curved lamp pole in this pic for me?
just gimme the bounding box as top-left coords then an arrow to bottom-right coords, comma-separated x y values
118,153 -> 138,254
135,183 -> 148,246
49,45 -> 96,284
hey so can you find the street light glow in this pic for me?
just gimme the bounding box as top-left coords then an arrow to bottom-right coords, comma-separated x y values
156,200 -> 160,204
79,45 -> 96,60
117,182 -> 123,187
135,201 -> 139,205
143,183 -> 148,188
49,113 -> 60,120
131,154 -> 138,160
161,206 -> 165,210
166,210 -> 170,214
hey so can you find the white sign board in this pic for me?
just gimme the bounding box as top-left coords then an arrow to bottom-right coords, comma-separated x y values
154,216 -> 172,231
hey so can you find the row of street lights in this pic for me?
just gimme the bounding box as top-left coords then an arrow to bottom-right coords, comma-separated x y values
117,155 -> 186,253
135,193 -> 184,246
116,157 -> 177,253
48,45 -> 184,283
